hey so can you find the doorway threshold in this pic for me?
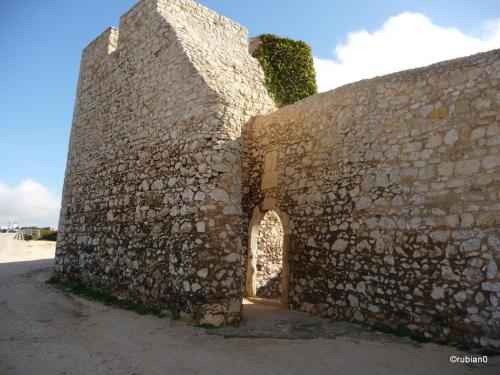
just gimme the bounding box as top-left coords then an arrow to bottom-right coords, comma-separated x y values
245,297 -> 287,309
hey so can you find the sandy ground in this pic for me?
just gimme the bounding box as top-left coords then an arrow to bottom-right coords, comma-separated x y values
0,233 -> 498,375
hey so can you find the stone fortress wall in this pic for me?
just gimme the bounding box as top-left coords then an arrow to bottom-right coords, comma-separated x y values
56,0 -> 500,348
55,0 -> 274,326
244,49 -> 500,347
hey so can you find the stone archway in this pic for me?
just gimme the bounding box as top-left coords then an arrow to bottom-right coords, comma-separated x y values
245,203 -> 290,305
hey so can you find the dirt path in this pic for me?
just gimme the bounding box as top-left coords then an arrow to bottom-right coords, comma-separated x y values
0,232 -> 55,264
0,233 -> 498,374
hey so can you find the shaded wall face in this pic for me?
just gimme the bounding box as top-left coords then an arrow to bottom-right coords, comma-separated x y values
244,50 -> 500,347
255,210 -> 283,299
55,0 -> 274,326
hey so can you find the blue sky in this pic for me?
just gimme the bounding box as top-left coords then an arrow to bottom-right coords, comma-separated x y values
0,0 -> 499,227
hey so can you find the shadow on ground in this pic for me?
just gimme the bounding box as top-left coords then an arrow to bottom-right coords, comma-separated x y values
208,300 -> 417,345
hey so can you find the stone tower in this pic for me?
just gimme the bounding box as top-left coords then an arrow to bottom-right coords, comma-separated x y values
55,0 -> 274,325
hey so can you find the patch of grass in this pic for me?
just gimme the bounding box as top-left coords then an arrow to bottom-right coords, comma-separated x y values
478,349 -> 499,357
394,325 -> 412,337
373,323 -> 395,335
411,333 -> 432,344
372,323 -> 432,343
457,343 -> 472,351
46,276 -> 59,285
46,276 -> 167,318
371,323 -> 498,355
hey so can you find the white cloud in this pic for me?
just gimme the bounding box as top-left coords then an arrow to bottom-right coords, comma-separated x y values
0,180 -> 60,228
314,13 -> 500,92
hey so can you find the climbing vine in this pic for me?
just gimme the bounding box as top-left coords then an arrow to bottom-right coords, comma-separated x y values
251,34 -> 317,108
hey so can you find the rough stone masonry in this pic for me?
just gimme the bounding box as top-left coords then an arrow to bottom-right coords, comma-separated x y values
56,0 -> 500,348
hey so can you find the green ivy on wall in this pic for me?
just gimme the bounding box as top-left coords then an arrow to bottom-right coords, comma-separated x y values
250,34 -> 318,108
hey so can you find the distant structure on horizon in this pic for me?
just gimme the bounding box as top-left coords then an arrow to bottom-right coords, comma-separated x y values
1,217 -> 20,233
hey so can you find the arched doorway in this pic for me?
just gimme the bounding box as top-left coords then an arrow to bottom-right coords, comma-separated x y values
245,205 -> 290,306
